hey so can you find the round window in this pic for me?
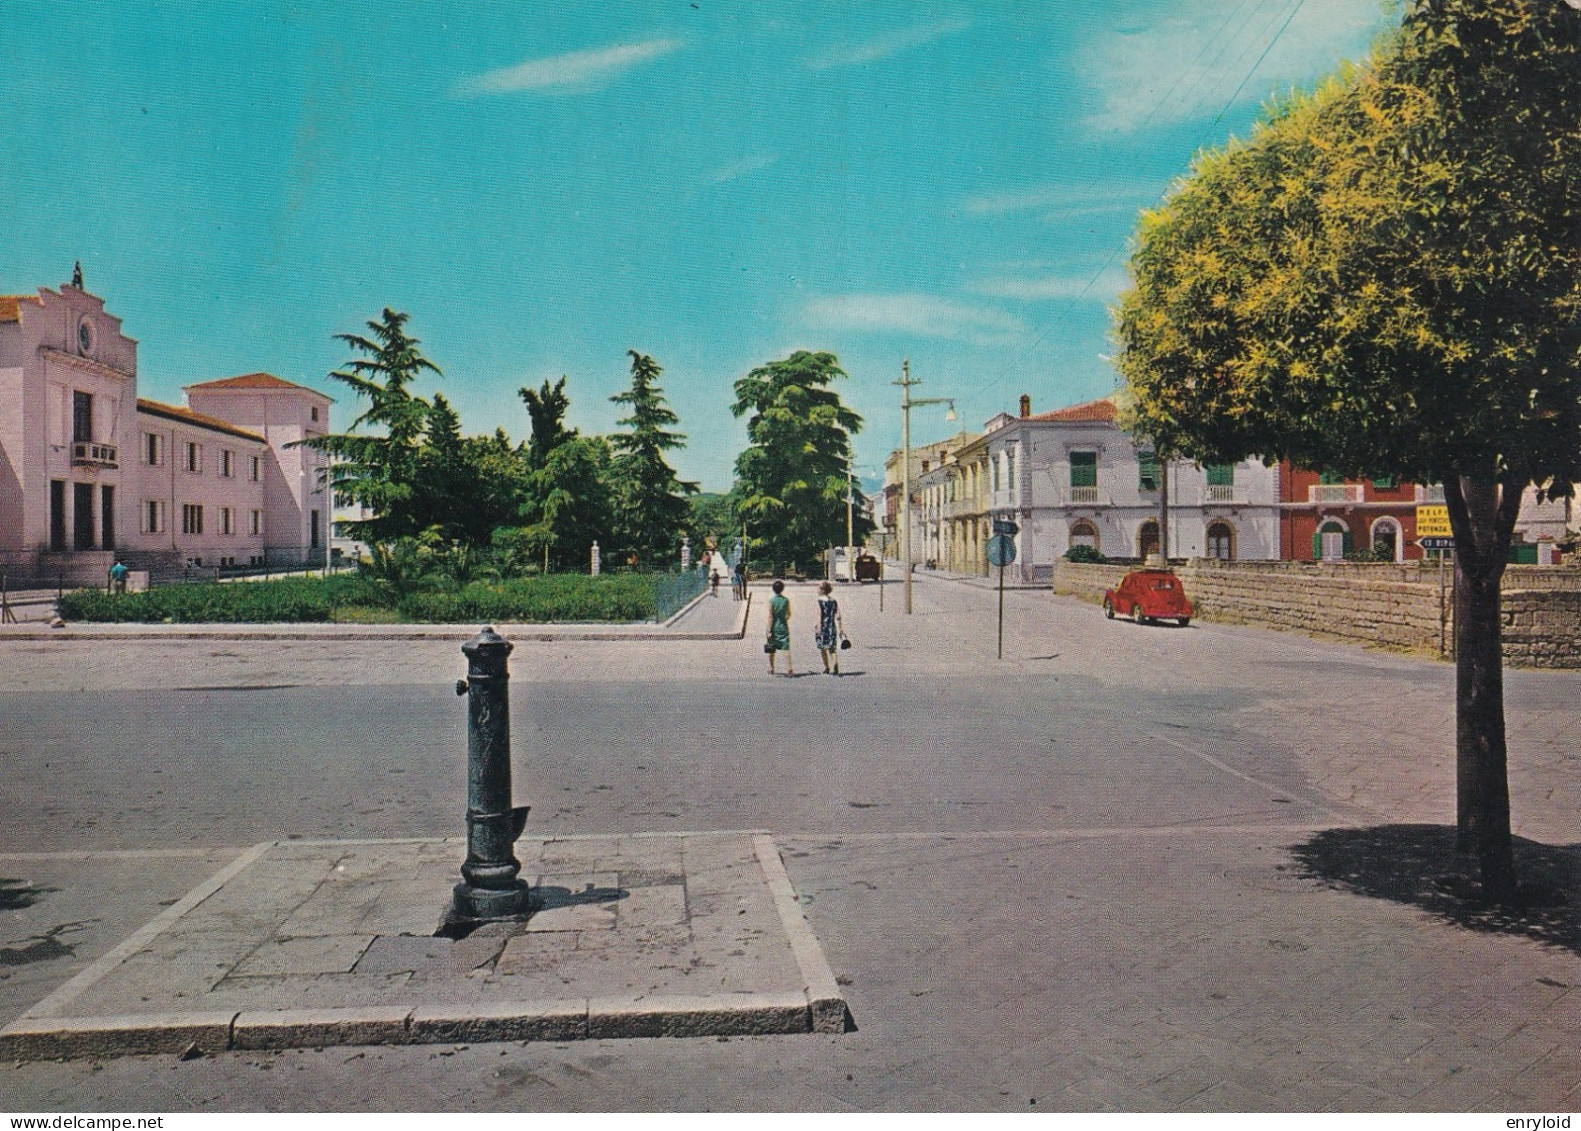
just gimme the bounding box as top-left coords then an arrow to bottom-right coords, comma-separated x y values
77,318 -> 95,356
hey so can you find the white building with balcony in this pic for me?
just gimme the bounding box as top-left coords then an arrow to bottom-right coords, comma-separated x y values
904,395 -> 1282,581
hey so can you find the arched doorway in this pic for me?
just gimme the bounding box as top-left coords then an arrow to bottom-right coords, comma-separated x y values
1314,518 -> 1351,562
1371,517 -> 1401,562
1206,521 -> 1235,561
1137,519 -> 1160,561
1070,520 -> 1099,554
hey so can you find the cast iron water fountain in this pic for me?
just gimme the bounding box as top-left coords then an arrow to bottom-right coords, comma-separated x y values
441,626 -> 531,936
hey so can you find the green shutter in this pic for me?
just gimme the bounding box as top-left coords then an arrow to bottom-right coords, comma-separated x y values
1070,451 -> 1097,488
1319,470 -> 1343,485
1138,451 -> 1159,492
1372,476 -> 1395,489
1206,463 -> 1234,486
1312,530 -> 1322,560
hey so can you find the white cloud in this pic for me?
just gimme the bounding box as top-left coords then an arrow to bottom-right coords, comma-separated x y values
968,265 -> 1130,302
460,38 -> 683,96
804,293 -> 1024,345
710,154 -> 781,184
805,19 -> 970,70
963,184 -> 1152,218
1080,0 -> 1396,133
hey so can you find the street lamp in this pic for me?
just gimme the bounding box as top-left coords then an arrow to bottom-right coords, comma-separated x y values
895,359 -> 956,615
1004,437 -> 1021,582
846,460 -> 855,583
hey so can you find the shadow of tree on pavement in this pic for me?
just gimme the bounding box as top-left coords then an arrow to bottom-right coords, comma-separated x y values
0,877 -> 54,911
1290,824 -> 1580,956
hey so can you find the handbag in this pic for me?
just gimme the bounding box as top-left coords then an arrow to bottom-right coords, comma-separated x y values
764,640 -> 774,654
840,636 -> 852,650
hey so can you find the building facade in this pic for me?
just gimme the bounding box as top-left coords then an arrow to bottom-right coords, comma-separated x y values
1278,466 -> 1571,564
0,278 -> 331,584
898,395 -> 1282,582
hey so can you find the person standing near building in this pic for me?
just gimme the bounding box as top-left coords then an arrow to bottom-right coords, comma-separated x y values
813,581 -> 846,675
766,579 -> 792,676
732,558 -> 746,601
108,559 -> 129,595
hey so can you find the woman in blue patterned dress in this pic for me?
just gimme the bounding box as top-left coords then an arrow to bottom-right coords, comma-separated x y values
814,581 -> 846,675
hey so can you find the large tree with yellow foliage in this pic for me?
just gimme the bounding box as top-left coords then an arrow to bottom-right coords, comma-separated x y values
1115,0 -> 1581,899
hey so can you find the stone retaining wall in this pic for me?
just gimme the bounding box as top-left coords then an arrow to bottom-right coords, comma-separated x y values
1503,589 -> 1581,668
1051,560 -> 1581,668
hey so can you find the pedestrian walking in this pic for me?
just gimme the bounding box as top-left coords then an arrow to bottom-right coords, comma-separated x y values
732,558 -> 746,601
709,551 -> 729,597
814,580 -> 847,675
765,579 -> 792,676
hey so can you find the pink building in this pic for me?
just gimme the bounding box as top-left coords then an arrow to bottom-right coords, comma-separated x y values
0,276 -> 331,585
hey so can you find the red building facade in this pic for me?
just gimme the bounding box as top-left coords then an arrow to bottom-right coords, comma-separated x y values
1278,461 -> 1432,563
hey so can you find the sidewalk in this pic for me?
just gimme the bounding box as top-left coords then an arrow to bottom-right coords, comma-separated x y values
0,586 -> 751,641
0,832 -> 846,1060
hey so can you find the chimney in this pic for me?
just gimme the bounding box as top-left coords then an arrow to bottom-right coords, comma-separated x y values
1019,394 -> 1031,418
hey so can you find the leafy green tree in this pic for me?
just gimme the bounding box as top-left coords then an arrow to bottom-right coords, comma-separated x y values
516,379 -> 612,571
689,492 -> 741,555
608,351 -> 697,568
301,308 -> 441,543
731,350 -> 870,575
1114,0 -> 1581,898
520,377 -> 575,468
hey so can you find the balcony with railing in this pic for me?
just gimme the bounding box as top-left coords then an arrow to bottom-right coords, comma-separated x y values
1204,484 -> 1237,503
72,441 -> 118,468
1308,483 -> 1364,504
1068,486 -> 1100,504
1415,484 -> 1445,503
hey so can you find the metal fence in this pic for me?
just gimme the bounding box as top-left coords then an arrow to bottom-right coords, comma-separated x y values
652,569 -> 707,621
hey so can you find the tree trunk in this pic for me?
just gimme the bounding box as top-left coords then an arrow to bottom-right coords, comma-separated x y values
1443,474 -> 1524,901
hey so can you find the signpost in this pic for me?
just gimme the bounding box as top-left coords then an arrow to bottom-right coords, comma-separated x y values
986,533 -> 1016,659
1418,531 -> 1456,657
1416,505 -> 1452,538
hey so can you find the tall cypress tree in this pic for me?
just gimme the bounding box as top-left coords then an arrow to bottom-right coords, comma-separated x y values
609,351 -> 697,568
299,308 -> 439,543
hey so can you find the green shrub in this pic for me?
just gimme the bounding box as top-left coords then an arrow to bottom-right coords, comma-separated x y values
58,571 -> 691,624
1064,545 -> 1106,564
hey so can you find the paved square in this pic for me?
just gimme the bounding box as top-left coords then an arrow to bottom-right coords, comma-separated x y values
0,833 -> 847,1059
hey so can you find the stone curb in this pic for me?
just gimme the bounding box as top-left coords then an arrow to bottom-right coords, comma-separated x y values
0,607 -> 750,644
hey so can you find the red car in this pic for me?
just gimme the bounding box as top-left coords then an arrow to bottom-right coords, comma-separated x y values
1103,569 -> 1193,626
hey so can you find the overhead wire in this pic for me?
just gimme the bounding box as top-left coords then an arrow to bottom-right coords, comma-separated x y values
985,0 -> 1311,404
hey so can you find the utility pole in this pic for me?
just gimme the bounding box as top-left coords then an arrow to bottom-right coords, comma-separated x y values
846,461 -> 855,583
895,360 -> 955,615
1159,457 -> 1170,563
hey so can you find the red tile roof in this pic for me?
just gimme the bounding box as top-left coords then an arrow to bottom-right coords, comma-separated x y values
0,294 -> 42,322
136,398 -> 267,443
1029,396 -> 1119,423
186,372 -> 327,397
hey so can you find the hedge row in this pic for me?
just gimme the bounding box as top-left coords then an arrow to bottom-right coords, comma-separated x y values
57,572 -> 694,624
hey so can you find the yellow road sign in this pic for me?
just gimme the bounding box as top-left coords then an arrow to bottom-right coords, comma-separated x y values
1416,505 -> 1452,538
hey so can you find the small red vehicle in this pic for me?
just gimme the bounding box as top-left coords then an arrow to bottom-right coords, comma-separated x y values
1103,569 -> 1193,626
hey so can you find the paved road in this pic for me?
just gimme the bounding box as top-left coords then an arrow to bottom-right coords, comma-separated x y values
1,576 -> 1577,1110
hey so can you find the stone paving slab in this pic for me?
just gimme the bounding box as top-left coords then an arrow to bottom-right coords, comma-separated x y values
0,832 -> 846,1060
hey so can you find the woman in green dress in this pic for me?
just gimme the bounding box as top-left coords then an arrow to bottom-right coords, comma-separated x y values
766,579 -> 793,676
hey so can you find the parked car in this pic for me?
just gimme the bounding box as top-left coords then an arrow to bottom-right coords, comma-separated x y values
1103,569 -> 1193,626
854,553 -> 883,582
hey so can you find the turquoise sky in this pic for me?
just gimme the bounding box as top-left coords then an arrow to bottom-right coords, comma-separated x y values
2,1 -> 1395,491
